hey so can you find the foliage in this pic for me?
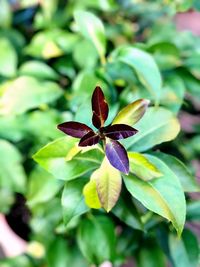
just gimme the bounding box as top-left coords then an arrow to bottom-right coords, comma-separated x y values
0,0 -> 200,266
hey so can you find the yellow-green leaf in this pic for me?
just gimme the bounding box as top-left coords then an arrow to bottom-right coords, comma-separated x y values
83,179 -> 101,209
112,99 -> 150,126
93,157 -> 122,212
128,152 -> 162,181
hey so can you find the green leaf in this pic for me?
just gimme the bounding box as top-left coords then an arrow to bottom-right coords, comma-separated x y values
18,60 -> 59,80
112,194 -> 143,230
153,152 -> 200,192
111,47 -> 162,101
123,154 -> 186,235
122,107 -> 180,152
61,178 -> 89,225
137,242 -> 166,267
74,10 -> 106,63
112,99 -> 150,125
169,229 -> 199,267
92,157 -> 122,212
83,179 -> 101,209
27,166 -> 62,207
33,137 -> 103,181
0,76 -> 63,115
128,152 -> 162,181
187,200 -> 200,221
0,37 -> 17,77
77,215 -> 116,264
0,140 -> 26,193
0,0 -> 12,28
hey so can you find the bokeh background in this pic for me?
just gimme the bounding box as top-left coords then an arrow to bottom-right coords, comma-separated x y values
0,0 -> 200,266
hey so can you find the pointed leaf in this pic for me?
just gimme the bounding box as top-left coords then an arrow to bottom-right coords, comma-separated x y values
105,139 -> 129,174
92,157 -> 122,212
128,152 -> 162,181
112,99 -> 150,126
57,121 -> 92,138
33,137 -> 103,181
111,47 -> 162,101
83,179 -> 101,209
123,154 -> 186,236
79,131 -> 100,147
74,11 -> 106,62
122,107 -> 180,152
103,124 -> 138,140
92,86 -> 109,128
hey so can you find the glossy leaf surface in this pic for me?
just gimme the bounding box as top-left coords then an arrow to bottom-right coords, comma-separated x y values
92,86 -> 109,128
123,154 -> 186,235
104,124 -> 138,140
79,131 -> 100,147
83,179 -> 101,209
93,157 -> 122,212
57,121 -> 93,138
128,152 -> 162,181
112,99 -> 150,126
105,139 -> 129,174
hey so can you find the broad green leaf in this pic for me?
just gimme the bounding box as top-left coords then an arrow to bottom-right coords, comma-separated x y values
137,242 -> 166,267
111,47 -> 162,101
18,60 -> 59,80
77,215 -> 116,264
153,152 -> 200,192
74,10 -> 106,63
123,154 -> 186,235
62,178 -> 89,225
0,37 -> 17,77
0,140 -> 26,193
27,166 -> 62,207
83,179 -> 101,209
93,157 -> 122,212
122,107 -> 180,151
112,194 -> 143,230
112,99 -> 150,125
0,76 -> 63,115
128,152 -> 162,181
33,137 -> 103,181
169,229 -> 199,267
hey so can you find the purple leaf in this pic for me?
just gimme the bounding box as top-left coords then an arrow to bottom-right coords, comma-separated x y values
92,86 -> 109,129
79,131 -> 100,147
103,124 -> 138,140
105,139 -> 129,174
57,121 -> 92,138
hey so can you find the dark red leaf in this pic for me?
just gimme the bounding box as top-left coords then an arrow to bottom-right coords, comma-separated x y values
79,131 -> 100,147
103,124 -> 138,140
92,86 -> 109,129
57,121 -> 92,138
105,139 -> 129,174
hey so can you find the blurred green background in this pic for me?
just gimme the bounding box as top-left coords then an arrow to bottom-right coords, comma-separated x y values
0,0 -> 200,266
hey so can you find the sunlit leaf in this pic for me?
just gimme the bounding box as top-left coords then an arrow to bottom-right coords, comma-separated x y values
122,107 -> 180,152
83,179 -> 101,209
74,11 -> 106,63
128,152 -> 162,181
112,99 -> 150,126
0,76 -> 63,115
123,154 -> 186,235
92,157 -> 122,212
